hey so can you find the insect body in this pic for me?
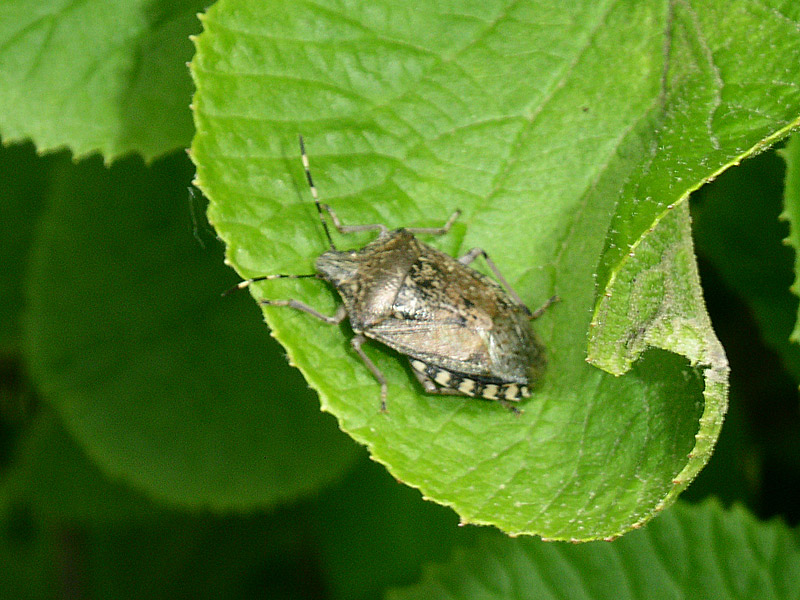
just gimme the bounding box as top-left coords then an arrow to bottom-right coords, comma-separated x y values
232,137 -> 554,411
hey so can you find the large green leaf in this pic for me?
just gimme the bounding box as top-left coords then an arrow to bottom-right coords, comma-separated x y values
22,151 -> 357,509
389,500 -> 800,600
0,411 -> 163,524
0,142 -> 60,352
0,0 -> 205,161
0,412 -> 316,598
313,456 -> 480,600
0,505 -> 53,600
191,0 -> 800,538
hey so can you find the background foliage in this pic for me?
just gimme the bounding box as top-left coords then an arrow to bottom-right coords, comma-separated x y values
2,0 -> 800,597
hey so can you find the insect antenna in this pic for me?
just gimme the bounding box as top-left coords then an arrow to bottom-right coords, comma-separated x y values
299,134 -> 336,251
222,273 -> 320,296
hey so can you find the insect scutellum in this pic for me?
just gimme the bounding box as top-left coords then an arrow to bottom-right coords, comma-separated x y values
227,135 -> 556,412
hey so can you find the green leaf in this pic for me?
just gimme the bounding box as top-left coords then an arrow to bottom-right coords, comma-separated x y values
313,456 -> 480,600
0,411 -> 319,598
85,507 -> 313,599
22,151 -> 357,510
0,0 -> 206,161
0,411 -> 165,523
587,200 -> 728,515
389,500 -> 800,600
0,504 -> 54,600
191,0 -> 800,538
0,142 -> 61,352
782,135 -> 800,345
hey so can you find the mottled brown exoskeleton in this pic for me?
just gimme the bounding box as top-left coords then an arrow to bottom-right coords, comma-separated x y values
229,136 -> 555,412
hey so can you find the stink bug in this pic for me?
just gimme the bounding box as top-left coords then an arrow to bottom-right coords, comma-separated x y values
229,136 -> 555,412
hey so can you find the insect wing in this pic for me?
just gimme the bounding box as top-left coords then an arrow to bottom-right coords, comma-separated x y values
364,316 -> 498,376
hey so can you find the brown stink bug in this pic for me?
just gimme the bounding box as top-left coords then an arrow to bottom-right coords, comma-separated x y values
229,136 -> 556,412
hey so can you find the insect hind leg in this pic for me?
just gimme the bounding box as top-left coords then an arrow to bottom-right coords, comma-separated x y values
529,295 -> 560,320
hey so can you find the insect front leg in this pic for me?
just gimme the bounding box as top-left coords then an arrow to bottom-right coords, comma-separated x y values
403,209 -> 461,236
321,203 -> 388,235
261,299 -> 391,409
322,204 -> 460,237
259,299 -> 347,325
259,293 -> 389,412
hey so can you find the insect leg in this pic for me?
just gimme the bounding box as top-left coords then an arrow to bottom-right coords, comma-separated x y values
350,334 -> 389,412
529,295 -> 560,320
260,300 -> 348,325
322,204 -> 460,237
321,203 -> 388,235
458,248 -> 529,308
404,209 -> 461,236
299,136 -> 394,239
